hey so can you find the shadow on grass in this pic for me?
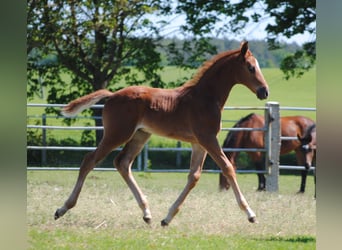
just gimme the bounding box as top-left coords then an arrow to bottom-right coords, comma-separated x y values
260,236 -> 316,243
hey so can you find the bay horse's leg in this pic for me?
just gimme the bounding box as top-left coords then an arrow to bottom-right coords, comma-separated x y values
114,130 -> 152,223
314,168 -> 316,198
299,170 -> 308,193
255,161 -> 266,191
201,137 -> 256,223
250,152 -> 266,191
54,138 -> 120,219
161,143 -> 207,226
295,149 -> 307,193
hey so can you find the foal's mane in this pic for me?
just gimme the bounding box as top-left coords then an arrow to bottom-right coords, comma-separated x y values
184,48 -> 243,87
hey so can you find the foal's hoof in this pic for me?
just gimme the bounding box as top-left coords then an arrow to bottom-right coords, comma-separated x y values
248,216 -> 258,223
143,216 -> 151,224
161,219 -> 169,227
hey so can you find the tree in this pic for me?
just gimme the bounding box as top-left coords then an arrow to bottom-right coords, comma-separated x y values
265,0 -> 316,79
27,0 -> 221,143
28,0 -> 168,142
176,0 -> 316,79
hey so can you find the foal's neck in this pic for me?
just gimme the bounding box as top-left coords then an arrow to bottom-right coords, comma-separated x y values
194,59 -> 236,110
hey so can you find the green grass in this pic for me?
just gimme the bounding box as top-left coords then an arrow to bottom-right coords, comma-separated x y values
29,229 -> 315,250
27,171 -> 316,249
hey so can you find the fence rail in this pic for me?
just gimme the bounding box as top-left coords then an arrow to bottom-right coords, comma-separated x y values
27,102 -> 316,191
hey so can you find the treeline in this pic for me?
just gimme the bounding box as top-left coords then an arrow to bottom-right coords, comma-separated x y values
34,38 -> 300,69
157,38 -> 300,68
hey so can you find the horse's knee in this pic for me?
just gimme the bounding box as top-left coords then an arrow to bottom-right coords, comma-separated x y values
221,165 -> 236,179
193,172 -> 201,182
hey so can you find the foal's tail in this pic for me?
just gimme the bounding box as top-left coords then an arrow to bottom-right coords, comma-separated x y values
61,89 -> 113,117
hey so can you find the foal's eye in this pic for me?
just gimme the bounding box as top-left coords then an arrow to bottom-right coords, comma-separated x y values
248,64 -> 255,73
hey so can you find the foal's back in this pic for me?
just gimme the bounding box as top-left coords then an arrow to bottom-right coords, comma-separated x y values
102,85 -> 199,142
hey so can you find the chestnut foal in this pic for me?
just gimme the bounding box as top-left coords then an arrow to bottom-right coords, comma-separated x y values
55,42 -> 269,226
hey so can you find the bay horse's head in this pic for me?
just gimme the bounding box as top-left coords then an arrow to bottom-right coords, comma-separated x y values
235,41 -> 269,100
298,124 -> 316,170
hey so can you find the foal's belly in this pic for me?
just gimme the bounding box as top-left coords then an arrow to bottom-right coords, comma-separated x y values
139,119 -> 197,143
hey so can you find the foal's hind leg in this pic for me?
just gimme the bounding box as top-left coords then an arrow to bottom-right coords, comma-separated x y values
114,130 -> 152,224
54,139 -> 121,220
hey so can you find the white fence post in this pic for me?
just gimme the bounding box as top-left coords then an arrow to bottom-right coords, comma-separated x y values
42,113 -> 47,166
265,102 -> 281,192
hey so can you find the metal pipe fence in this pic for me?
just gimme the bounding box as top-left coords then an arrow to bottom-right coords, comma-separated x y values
27,103 -> 316,191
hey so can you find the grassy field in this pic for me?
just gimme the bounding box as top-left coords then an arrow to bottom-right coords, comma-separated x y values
27,67 -> 316,147
27,171 -> 316,249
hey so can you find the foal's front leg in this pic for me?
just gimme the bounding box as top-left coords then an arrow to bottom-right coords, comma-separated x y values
161,143 -> 207,226
202,137 -> 257,223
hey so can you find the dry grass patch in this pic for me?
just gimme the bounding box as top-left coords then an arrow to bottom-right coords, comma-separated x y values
27,171 -> 315,249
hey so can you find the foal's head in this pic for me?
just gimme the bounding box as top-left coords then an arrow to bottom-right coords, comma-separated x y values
234,41 -> 269,100
298,124 -> 316,170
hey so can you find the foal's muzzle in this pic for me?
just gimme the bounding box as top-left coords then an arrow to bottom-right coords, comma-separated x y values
257,86 -> 269,100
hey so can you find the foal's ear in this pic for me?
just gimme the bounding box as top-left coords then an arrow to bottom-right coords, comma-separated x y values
240,41 -> 249,56
239,41 -> 249,60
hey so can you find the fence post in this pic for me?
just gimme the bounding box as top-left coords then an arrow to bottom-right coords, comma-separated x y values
176,141 -> 182,168
143,143 -> 149,171
42,114 -> 47,166
137,152 -> 142,171
264,102 -> 281,192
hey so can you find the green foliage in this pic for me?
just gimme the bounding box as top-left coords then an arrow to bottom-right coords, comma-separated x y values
177,0 -> 316,78
162,38 -> 300,68
27,0 -> 169,121
27,126 -> 88,167
280,43 -> 316,80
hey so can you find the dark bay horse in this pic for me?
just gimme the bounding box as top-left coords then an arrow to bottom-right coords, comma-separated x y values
54,42 -> 269,226
219,113 -> 316,193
